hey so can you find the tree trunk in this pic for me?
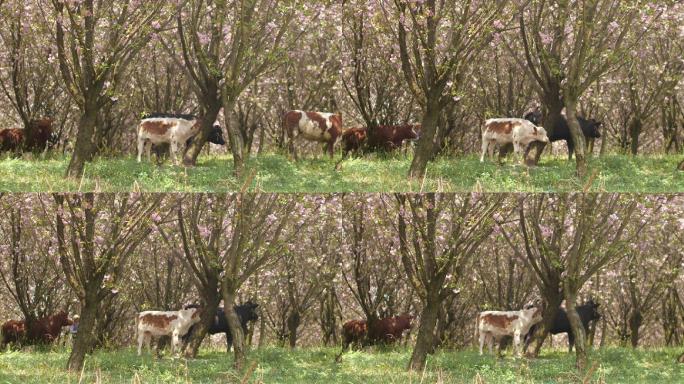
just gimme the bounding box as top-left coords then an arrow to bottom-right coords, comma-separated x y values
528,290 -> 562,357
65,107 -> 98,178
408,103 -> 440,180
223,290 -> 246,370
223,96 -> 244,178
67,293 -> 98,371
287,311 -> 300,348
565,292 -> 588,371
564,102 -> 588,178
184,295 -> 220,358
182,103 -> 222,167
629,117 -> 642,156
628,309 -> 643,348
408,296 -> 439,372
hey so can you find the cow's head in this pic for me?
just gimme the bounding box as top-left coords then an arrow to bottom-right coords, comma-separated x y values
240,300 -> 260,322
583,119 -> 602,139
522,300 -> 544,323
208,124 -> 226,145
532,126 -> 550,143
409,124 -> 421,141
524,109 -> 543,126
583,298 -> 601,321
53,310 -> 73,327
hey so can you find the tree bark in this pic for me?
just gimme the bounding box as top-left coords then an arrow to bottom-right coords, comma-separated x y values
564,102 -> 588,178
65,106 -> 98,178
528,290 -> 562,357
287,311 -> 300,348
184,295 -> 220,357
628,310 -> 643,348
408,103 -> 440,179
223,290 -> 246,370
629,117 -> 642,156
182,102 -> 222,167
67,291 -> 98,371
408,295 -> 439,371
223,97 -> 244,178
565,292 -> 588,371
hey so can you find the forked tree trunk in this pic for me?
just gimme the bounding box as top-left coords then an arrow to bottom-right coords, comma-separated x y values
565,292 -> 588,371
408,103 -> 440,180
408,295 -> 440,371
67,292 -> 98,371
66,106 -> 99,178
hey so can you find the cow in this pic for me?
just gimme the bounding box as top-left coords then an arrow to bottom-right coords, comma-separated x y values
24,118 -> 54,153
340,127 -> 368,157
0,128 -> 25,155
477,303 -> 543,357
136,113 -> 202,165
283,110 -> 343,160
151,124 -> 226,164
549,116 -> 602,160
183,301 -> 259,352
524,299 -> 601,353
136,306 -> 201,356
0,311 -> 73,348
367,124 -> 421,152
340,319 -> 368,352
367,314 -> 414,344
480,118 -> 549,164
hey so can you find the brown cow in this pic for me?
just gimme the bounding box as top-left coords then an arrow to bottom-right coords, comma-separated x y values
24,118 -> 54,152
0,311 -> 73,348
0,128 -> 25,154
341,319 -> 368,351
367,124 -> 421,152
283,110 -> 343,160
367,314 -> 414,344
341,127 -> 368,157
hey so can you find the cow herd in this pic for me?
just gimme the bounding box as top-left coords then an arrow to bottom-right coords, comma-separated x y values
0,106 -> 605,168
1,298 -> 602,360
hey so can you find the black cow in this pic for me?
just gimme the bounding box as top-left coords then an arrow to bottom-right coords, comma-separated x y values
551,116 -> 602,159
184,301 -> 259,352
152,124 -> 226,163
524,299 -> 601,352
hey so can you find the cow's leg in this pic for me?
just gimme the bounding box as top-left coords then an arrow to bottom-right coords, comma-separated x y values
145,141 -> 153,162
567,141 -> 575,160
327,139 -> 335,159
487,334 -> 494,355
479,332 -> 486,355
513,331 -> 522,357
480,139 -> 489,162
170,140 -> 180,166
568,332 -> 575,353
225,331 -> 231,353
137,138 -> 145,163
171,331 -> 180,356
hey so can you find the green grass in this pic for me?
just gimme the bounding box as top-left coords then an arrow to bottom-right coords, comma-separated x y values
0,346 -> 682,383
0,152 -> 682,192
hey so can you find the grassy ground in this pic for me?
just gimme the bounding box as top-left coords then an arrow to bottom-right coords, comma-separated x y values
0,152 -> 682,193
0,346 -> 682,383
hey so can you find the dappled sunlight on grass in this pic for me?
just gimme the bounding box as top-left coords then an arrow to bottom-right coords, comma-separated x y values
0,152 -> 682,192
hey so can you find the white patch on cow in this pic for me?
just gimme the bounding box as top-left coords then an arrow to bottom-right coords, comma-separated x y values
292,110 -> 335,141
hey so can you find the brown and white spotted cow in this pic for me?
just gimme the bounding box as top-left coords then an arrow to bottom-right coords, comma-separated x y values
480,118 -> 549,164
477,303 -> 543,357
283,110 -> 343,159
137,113 -> 202,166
135,307 -> 201,356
